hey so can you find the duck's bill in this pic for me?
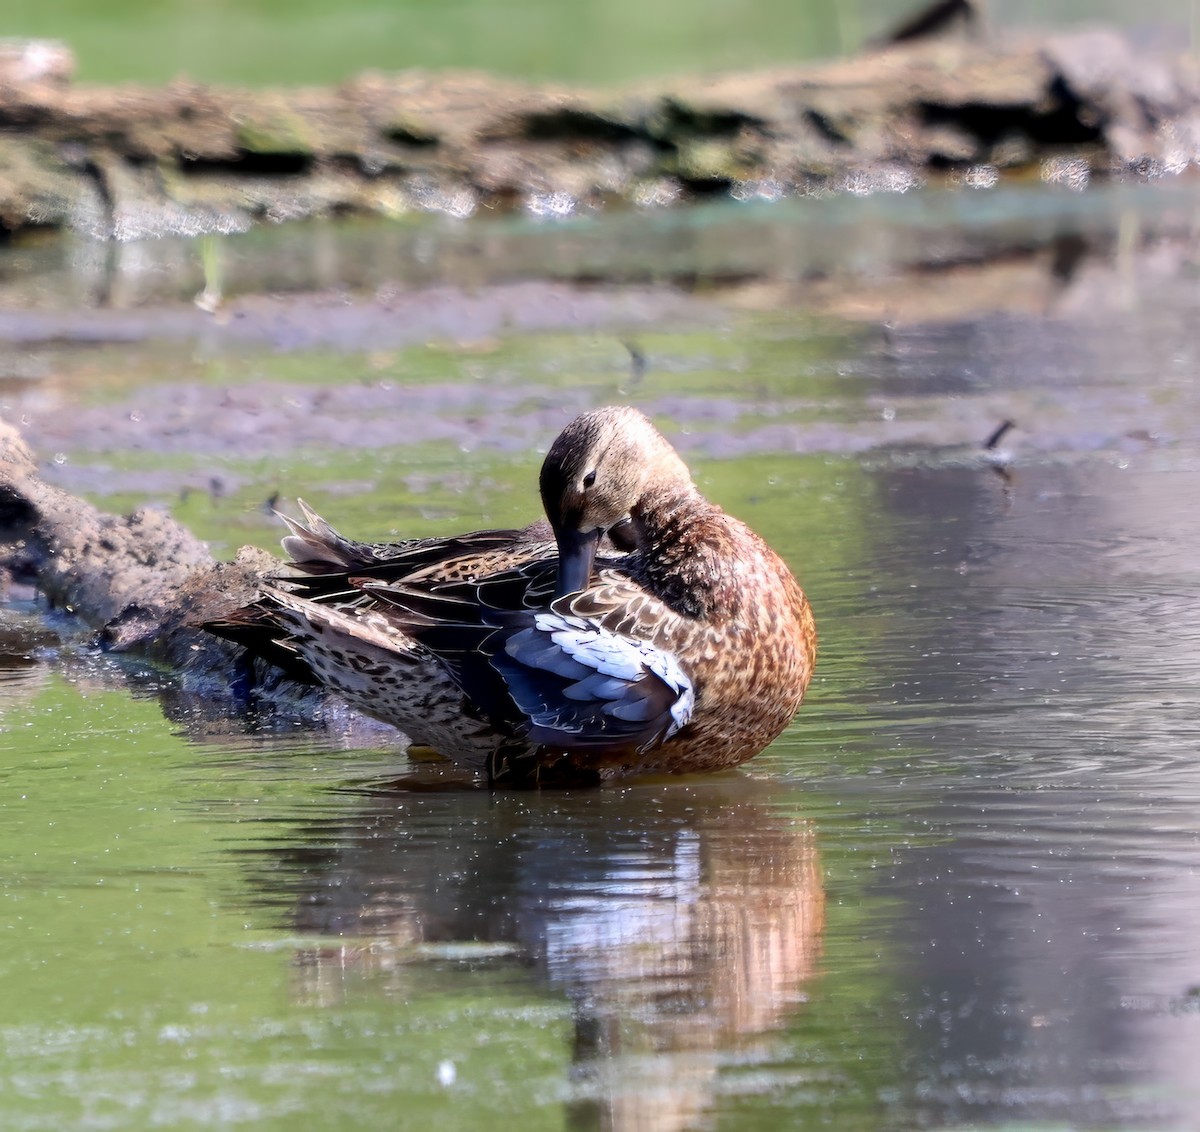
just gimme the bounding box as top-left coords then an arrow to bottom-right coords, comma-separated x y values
554,526 -> 602,597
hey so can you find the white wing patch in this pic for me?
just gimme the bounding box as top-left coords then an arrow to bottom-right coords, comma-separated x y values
497,611 -> 694,751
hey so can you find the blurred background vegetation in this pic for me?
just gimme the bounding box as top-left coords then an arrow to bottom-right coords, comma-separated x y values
4,0 -> 1198,86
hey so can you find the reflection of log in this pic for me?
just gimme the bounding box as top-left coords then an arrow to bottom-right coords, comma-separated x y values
0,610 -> 52,711
0,26 -> 1193,237
269,782 -> 824,1132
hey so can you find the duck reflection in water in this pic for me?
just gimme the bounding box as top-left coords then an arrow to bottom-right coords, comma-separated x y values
253,778 -> 824,1132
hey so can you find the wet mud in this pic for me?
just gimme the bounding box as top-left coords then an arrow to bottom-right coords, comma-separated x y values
2,208 -> 1195,478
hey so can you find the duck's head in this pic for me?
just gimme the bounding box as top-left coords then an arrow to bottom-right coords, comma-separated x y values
540,406 -> 693,597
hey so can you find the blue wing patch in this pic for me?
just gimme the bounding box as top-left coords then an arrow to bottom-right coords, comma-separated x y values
491,611 -> 693,753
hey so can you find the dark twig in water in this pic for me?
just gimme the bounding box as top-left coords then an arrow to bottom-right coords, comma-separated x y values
622,341 -> 647,388
982,419 -> 1016,503
876,0 -> 985,45
983,419 -> 1016,451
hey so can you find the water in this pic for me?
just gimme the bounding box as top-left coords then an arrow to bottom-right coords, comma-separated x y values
6,0 -> 1196,86
4,178 -> 1200,1129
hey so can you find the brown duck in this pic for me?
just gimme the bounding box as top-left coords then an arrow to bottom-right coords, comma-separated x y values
208,406 -> 816,784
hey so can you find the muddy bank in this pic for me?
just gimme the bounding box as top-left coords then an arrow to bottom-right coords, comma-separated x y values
0,279 -> 714,350
0,416 -> 337,734
1,26 -> 1198,239
0,220 -> 1193,513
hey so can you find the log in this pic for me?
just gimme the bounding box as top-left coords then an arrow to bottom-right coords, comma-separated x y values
0,27 -> 1195,238
0,417 -> 336,730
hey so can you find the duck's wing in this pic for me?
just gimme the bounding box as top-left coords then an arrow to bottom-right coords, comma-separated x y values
489,607 -> 694,753
203,584 -> 422,686
351,557 -> 558,724
362,564 -> 696,755
278,500 -> 548,594
206,505 -> 548,676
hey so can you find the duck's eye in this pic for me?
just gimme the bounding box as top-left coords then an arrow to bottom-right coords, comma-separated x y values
582,470 -> 597,489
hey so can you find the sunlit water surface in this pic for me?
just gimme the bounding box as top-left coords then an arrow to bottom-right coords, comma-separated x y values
3,184 -> 1200,1130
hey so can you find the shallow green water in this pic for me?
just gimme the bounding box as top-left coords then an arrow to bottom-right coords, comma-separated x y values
6,0 -> 1198,86
5,177 -> 1200,1129
5,0 -> 871,85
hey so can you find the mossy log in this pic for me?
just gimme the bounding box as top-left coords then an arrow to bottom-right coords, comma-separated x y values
0,27 -> 1196,238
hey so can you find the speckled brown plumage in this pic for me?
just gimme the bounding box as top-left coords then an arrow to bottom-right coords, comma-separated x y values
206,407 -> 816,785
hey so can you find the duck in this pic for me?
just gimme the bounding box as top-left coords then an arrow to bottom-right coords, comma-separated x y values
207,406 -> 816,785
